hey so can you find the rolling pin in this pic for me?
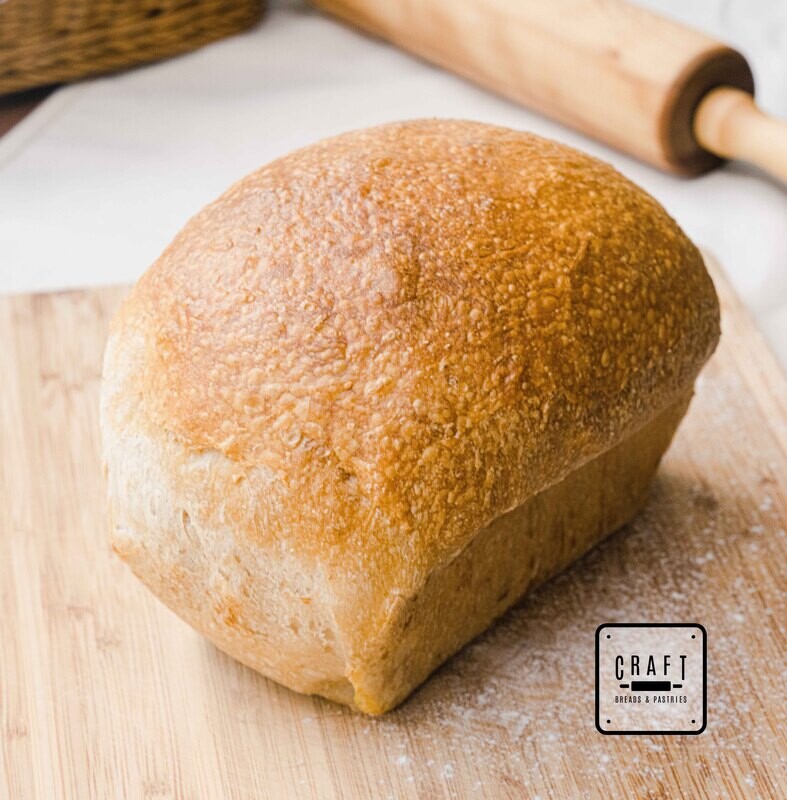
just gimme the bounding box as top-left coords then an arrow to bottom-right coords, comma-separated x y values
313,0 -> 787,182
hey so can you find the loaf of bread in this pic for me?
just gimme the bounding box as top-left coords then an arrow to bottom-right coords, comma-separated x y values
101,120 -> 719,714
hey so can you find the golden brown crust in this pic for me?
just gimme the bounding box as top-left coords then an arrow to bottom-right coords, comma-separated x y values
104,120 -> 720,711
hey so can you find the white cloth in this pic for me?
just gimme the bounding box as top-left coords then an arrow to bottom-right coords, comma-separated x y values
1,0 -> 785,364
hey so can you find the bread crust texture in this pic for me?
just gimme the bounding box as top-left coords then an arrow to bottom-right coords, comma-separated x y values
101,120 -> 720,713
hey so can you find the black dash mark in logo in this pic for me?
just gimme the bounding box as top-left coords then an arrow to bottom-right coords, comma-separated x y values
627,681 -> 678,691
595,623 -> 707,735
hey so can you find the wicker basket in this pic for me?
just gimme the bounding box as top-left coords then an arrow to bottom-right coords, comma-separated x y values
0,0 -> 265,95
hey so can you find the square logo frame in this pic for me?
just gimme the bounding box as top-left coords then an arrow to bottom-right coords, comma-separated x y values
595,622 -> 707,735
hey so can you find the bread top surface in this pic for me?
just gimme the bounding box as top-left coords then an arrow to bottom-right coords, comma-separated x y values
105,120 -> 719,645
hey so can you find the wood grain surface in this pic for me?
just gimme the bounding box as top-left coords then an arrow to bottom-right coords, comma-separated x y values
1,259 -> 785,799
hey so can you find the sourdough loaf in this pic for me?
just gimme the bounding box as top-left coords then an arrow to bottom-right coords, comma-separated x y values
101,120 -> 720,713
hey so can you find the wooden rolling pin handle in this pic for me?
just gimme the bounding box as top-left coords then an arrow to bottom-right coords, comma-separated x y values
695,87 -> 787,183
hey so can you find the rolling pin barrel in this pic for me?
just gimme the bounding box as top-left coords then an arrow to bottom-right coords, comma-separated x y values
314,0 -> 760,176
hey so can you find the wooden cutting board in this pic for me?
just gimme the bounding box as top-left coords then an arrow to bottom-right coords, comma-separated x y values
1,258 -> 785,799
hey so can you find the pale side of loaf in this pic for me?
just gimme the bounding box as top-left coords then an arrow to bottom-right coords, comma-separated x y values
101,120 -> 720,714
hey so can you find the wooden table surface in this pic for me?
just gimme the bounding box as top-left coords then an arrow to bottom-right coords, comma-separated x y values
1,257 -> 785,799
